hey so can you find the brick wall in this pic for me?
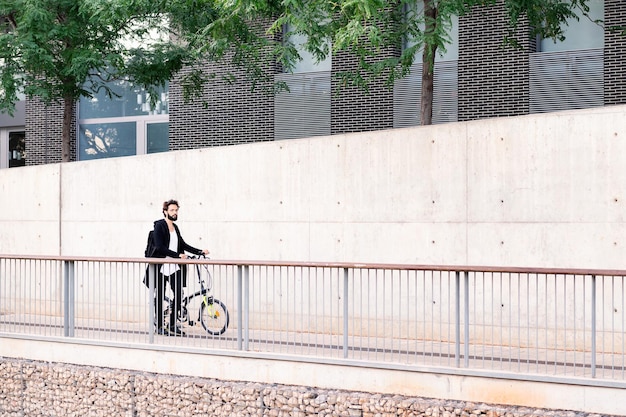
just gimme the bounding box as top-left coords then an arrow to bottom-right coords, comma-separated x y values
330,50 -> 397,135
169,60 -> 275,149
25,98 -> 76,165
169,19 -> 278,149
330,8 -> 399,135
458,1 -> 534,122
604,0 -> 626,105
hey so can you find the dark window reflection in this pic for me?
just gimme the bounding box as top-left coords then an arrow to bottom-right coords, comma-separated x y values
79,122 -> 136,160
147,123 -> 169,154
9,131 -> 26,168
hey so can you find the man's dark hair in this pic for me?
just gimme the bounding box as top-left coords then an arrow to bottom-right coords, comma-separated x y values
162,199 -> 179,212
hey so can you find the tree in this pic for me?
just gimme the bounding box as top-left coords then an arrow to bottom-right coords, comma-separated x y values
170,0 -> 602,125
0,0 -> 188,162
0,0 -> 604,164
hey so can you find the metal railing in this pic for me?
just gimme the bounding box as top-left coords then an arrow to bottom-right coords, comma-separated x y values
1,255 -> 624,386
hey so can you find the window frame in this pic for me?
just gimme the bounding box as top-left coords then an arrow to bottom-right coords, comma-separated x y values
76,114 -> 169,160
76,81 -> 169,161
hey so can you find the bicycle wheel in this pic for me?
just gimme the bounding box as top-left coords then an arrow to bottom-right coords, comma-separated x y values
199,297 -> 229,335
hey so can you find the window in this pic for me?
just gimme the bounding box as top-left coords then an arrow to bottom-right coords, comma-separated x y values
283,24 -> 331,73
275,24 -> 332,140
0,129 -> 26,168
404,1 -> 459,62
79,122 -> 136,160
539,0 -> 604,52
394,1 -> 459,127
147,122 -> 169,154
530,1 -> 604,113
77,81 -> 168,160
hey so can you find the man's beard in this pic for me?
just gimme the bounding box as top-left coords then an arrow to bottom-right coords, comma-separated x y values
167,214 -> 177,221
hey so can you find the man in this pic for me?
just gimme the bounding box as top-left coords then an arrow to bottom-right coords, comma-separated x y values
152,199 -> 209,336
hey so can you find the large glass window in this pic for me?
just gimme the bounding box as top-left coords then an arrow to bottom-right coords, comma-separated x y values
79,81 -> 168,119
404,1 -> 459,62
539,0 -> 604,52
276,24 -> 332,140
530,0 -> 604,114
284,25 -> 332,73
78,80 -> 168,160
79,122 -> 136,160
394,1 -> 459,127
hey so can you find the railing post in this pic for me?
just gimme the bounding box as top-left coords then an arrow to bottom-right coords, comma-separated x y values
343,268 -> 349,359
455,271 -> 460,367
464,270 -> 470,368
148,264 -> 156,344
591,274 -> 597,378
63,260 -> 75,337
237,265 -> 249,351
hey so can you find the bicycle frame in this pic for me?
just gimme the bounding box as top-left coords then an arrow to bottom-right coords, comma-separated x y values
164,259 -> 211,316
161,255 -> 229,335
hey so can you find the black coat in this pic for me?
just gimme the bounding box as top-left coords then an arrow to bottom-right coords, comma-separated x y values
151,218 -> 203,286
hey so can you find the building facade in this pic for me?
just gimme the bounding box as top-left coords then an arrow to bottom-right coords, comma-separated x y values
0,0 -> 621,169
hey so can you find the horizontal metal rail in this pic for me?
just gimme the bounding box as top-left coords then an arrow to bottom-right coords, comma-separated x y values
0,255 -> 624,387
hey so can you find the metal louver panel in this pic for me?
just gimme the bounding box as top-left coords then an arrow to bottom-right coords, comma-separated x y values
393,60 -> 458,128
530,49 -> 603,114
274,72 -> 331,140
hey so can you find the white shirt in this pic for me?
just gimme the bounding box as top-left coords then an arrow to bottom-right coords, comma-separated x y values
160,230 -> 180,276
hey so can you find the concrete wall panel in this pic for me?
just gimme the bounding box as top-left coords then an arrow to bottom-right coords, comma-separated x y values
0,165 -> 59,254
2,105 -> 626,269
308,222 -> 468,265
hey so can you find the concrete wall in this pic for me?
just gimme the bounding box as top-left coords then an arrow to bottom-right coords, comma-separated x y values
3,106 -> 626,417
2,105 -> 626,270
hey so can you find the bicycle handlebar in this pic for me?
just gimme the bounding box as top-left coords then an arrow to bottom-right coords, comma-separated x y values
187,254 -> 209,260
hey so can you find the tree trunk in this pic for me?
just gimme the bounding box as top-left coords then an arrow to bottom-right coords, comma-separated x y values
62,95 -> 73,162
420,0 -> 438,126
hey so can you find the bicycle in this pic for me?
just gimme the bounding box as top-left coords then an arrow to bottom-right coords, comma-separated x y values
156,255 -> 230,336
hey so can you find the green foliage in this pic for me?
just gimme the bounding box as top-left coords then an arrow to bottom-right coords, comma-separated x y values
0,0 -> 604,129
2,0 -> 596,116
201,0 -> 603,126
168,0 -> 601,102
0,0 -> 183,115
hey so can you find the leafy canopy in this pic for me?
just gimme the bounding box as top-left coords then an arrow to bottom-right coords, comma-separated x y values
0,0 -> 606,110
164,0 -> 604,96
0,0 -> 608,124
0,0 -> 187,114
